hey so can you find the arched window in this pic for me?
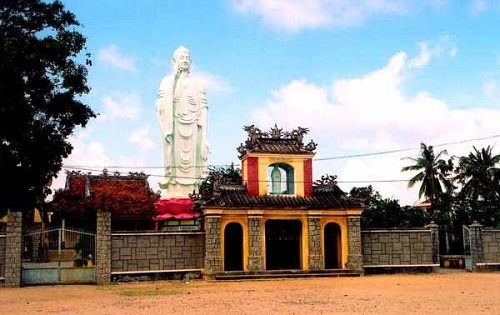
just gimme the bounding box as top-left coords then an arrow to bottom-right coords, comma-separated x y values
267,163 -> 294,195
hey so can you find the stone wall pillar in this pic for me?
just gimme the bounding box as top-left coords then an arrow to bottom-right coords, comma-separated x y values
346,217 -> 363,271
5,211 -> 22,287
204,216 -> 222,275
248,217 -> 264,271
469,222 -> 484,271
96,210 -> 111,285
308,217 -> 322,270
426,222 -> 440,264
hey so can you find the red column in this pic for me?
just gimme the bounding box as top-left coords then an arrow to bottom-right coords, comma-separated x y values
303,158 -> 313,197
246,157 -> 259,196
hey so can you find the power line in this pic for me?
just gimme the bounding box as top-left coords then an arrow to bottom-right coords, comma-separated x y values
62,133 -> 500,169
315,134 -> 500,161
62,165 -> 410,184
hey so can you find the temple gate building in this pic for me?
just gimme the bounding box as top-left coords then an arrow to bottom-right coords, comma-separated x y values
202,125 -> 365,278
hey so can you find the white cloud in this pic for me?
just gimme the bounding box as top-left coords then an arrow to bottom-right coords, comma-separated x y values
409,43 -> 432,68
471,0 -> 489,14
252,41 -> 500,205
470,0 -> 500,14
193,71 -> 232,93
101,93 -> 141,120
49,130 -> 111,198
128,126 -> 156,151
231,0 -> 441,32
98,44 -> 138,72
483,80 -> 497,99
409,37 -> 457,69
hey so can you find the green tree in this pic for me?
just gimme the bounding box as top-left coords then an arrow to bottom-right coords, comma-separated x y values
348,185 -> 381,206
0,0 -> 95,219
198,164 -> 242,198
401,142 -> 454,213
454,145 -> 500,226
350,186 -> 429,228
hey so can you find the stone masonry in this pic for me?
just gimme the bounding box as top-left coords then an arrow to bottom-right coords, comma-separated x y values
426,222 -> 440,264
204,216 -> 222,274
469,222 -> 484,270
0,234 -> 6,280
308,218 -> 322,270
347,217 -> 363,271
111,232 -> 204,272
5,211 -> 22,287
362,229 -> 434,266
482,228 -> 500,264
96,210 -> 111,285
248,217 -> 264,271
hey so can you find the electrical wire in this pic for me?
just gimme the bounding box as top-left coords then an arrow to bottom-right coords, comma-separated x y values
60,133 -> 500,185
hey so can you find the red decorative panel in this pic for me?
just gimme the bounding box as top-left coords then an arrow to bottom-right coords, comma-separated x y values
153,198 -> 197,220
246,157 -> 259,196
303,158 -> 313,197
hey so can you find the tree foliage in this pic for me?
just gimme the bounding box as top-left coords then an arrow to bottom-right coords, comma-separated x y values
401,142 -> 454,211
350,186 -> 429,229
454,146 -> 500,202
454,145 -> 500,226
198,164 -> 242,198
348,185 -> 381,206
0,0 -> 95,218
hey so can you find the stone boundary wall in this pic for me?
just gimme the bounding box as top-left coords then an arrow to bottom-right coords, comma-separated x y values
0,234 -> 5,280
482,228 -> 500,264
111,232 -> 204,274
362,229 -> 435,269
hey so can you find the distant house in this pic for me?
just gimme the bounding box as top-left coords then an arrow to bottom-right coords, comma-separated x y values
413,199 -> 432,213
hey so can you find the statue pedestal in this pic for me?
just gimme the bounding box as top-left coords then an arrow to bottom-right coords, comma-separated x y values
153,198 -> 198,220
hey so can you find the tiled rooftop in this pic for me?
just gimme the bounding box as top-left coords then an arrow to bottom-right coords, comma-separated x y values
50,171 -> 159,215
204,185 -> 363,209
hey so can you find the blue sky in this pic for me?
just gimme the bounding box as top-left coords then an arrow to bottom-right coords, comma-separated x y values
56,0 -> 500,205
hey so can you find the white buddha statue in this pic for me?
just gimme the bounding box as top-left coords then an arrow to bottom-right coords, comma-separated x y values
156,46 -> 209,198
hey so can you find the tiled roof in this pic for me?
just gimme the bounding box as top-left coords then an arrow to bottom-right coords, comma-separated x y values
203,185 -> 363,209
237,125 -> 317,156
50,171 -> 160,215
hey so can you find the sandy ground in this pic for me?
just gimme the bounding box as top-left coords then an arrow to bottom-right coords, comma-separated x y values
1,271 -> 499,315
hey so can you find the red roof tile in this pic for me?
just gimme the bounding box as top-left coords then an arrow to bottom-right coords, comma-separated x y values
50,171 -> 160,216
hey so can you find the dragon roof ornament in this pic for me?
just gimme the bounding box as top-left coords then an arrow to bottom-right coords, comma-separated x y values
237,124 -> 317,156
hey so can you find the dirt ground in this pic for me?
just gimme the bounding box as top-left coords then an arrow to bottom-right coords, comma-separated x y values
1,271 -> 499,315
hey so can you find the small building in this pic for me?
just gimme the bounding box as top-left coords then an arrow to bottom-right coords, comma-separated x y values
50,170 -> 160,231
202,125 -> 365,277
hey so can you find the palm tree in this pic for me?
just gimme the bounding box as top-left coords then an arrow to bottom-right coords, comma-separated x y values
401,142 -> 454,211
455,145 -> 500,204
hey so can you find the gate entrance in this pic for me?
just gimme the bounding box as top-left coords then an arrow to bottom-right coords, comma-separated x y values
265,220 -> 301,270
324,223 -> 342,269
224,223 -> 243,271
21,225 -> 96,285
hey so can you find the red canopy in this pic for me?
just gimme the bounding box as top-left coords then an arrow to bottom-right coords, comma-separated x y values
152,198 -> 198,220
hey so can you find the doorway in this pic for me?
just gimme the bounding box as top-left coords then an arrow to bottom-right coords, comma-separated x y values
265,220 -> 301,270
224,223 -> 243,271
324,223 -> 342,269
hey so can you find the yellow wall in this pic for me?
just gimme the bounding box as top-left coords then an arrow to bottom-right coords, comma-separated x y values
208,208 -> 362,272
245,154 -> 311,197
321,217 -> 348,268
220,215 -> 249,271
241,158 -> 248,183
0,208 -> 42,223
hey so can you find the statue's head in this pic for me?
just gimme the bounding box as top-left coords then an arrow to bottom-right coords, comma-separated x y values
173,46 -> 191,73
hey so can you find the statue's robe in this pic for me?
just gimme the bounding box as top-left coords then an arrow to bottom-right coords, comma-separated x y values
156,73 -> 208,198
